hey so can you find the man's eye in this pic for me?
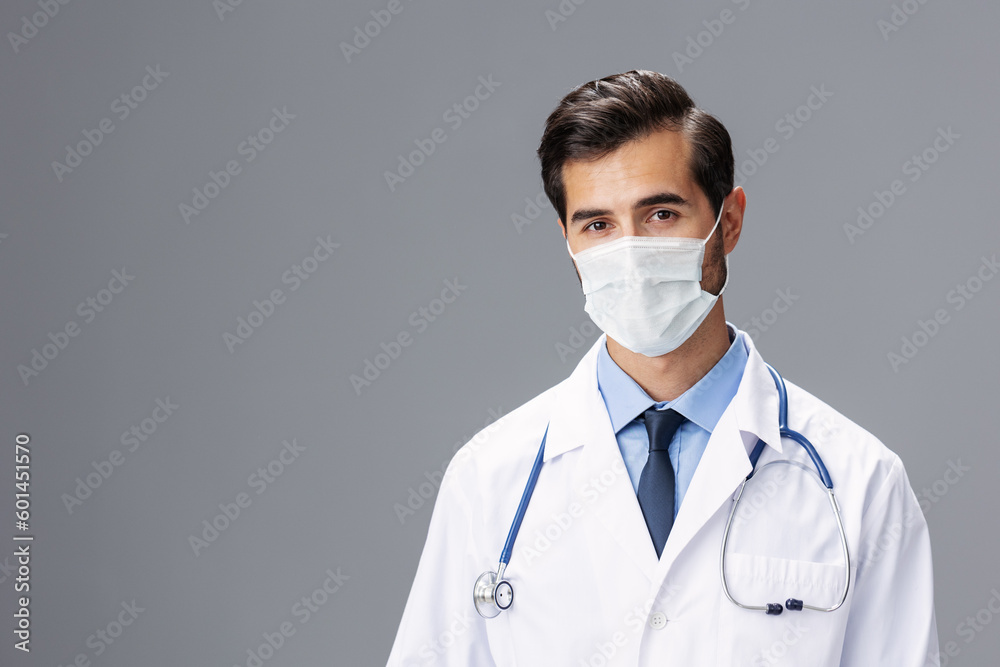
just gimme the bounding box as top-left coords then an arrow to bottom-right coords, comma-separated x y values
652,210 -> 676,221
586,220 -> 608,232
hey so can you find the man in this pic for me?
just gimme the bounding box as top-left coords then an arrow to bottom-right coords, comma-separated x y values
387,70 -> 938,666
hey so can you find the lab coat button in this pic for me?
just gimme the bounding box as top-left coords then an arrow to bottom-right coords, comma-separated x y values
649,612 -> 667,629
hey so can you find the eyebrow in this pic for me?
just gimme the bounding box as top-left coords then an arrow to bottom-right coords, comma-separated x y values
569,191 -> 692,226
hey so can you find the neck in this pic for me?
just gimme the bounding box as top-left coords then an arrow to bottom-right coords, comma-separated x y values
606,303 -> 731,403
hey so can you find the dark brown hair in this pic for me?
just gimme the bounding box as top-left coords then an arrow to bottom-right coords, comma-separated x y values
537,69 -> 734,227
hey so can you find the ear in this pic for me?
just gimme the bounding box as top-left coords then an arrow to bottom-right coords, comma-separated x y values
558,218 -> 567,240
722,187 -> 747,255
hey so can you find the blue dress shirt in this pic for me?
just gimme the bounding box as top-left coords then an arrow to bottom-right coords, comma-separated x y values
595,323 -> 749,519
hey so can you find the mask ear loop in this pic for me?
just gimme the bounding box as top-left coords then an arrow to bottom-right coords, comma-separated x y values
705,203 -> 724,243
706,204 -> 730,298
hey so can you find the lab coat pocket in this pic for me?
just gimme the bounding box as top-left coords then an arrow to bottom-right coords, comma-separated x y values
716,553 -> 852,667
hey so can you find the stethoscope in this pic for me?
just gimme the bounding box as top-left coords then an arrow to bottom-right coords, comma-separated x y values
473,363 -> 851,619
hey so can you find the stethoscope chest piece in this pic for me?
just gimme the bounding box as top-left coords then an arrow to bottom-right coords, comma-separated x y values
473,570 -> 514,618
473,362 -> 851,622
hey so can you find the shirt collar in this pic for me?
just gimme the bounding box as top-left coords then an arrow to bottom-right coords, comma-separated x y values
596,322 -> 749,435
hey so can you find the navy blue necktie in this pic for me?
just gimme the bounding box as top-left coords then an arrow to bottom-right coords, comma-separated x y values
637,407 -> 687,558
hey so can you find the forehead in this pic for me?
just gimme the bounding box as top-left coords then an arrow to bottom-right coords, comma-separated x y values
562,128 -> 696,209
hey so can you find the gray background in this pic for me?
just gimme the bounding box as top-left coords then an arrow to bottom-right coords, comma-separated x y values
2,0 -> 997,664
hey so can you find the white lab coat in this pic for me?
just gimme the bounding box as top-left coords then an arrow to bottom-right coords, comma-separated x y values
387,330 -> 938,666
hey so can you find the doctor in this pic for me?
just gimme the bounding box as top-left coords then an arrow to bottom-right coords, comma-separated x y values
387,69 -> 938,666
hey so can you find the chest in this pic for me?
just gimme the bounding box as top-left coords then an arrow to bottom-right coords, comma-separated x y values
479,452 -> 857,667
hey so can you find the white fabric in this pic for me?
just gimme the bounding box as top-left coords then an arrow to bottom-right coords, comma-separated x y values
387,330 -> 939,666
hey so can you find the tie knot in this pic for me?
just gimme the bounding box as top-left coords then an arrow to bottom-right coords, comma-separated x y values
643,407 -> 686,453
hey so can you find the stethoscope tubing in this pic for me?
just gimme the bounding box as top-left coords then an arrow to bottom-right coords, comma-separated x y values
720,463 -> 852,613
721,363 -> 851,613
478,362 -> 852,618
764,362 -> 833,489
499,424 -> 549,570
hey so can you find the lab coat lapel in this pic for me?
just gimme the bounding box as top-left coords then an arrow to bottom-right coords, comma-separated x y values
544,335 -> 660,584
542,331 -> 783,593
653,333 -> 783,582
652,407 -> 749,578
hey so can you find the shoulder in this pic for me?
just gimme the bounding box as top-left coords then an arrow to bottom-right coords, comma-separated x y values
779,376 -> 938,582
780,376 -> 912,518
